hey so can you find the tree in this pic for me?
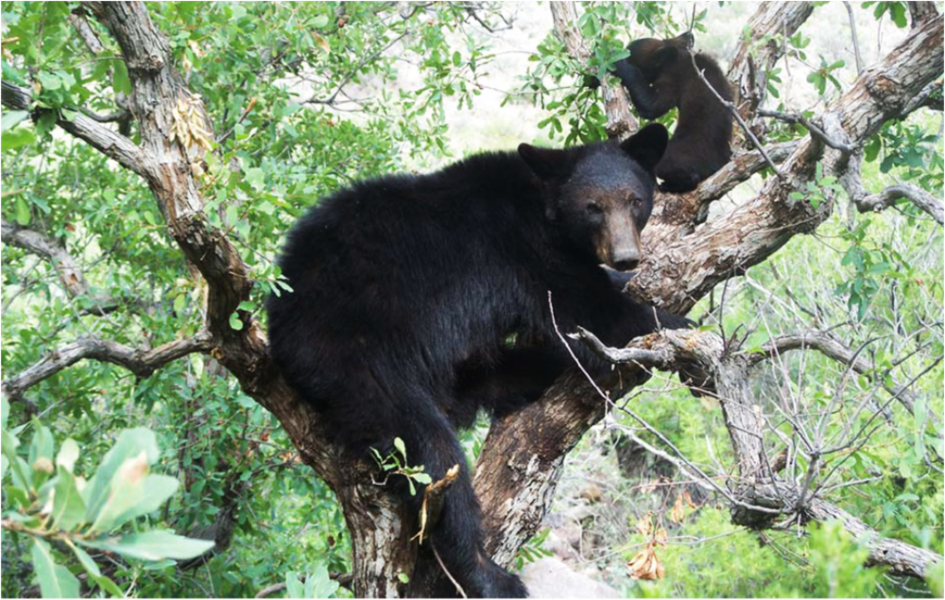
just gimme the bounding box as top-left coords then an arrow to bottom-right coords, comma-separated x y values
2,2 -> 942,597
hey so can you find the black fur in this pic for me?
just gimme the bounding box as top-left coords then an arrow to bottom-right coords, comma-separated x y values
608,32 -> 733,193
266,124 -> 688,598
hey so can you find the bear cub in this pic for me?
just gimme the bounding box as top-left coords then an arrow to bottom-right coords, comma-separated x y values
607,32 -> 734,193
267,123 -> 689,598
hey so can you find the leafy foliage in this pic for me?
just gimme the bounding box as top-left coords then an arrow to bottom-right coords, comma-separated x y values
1,398 -> 213,598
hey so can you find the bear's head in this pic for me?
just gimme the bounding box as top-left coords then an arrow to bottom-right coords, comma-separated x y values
626,31 -> 694,83
518,123 -> 668,271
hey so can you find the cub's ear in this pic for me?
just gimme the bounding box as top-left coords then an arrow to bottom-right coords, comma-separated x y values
620,123 -> 668,175
518,144 -> 571,180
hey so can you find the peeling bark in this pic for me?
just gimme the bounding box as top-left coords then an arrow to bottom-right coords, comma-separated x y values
727,3 -> 815,132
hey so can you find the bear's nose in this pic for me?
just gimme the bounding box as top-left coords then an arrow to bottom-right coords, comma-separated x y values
612,259 -> 640,272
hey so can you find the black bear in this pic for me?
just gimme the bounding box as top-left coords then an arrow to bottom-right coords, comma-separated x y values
608,32 -> 733,193
266,123 -> 689,597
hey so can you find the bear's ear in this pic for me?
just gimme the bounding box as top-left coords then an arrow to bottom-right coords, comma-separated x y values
620,123 -> 668,175
518,144 -> 571,180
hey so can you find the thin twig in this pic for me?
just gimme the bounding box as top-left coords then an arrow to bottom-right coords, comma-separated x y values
432,545 -> 467,599
757,108 -> 854,153
843,2 -> 865,75
688,52 -> 784,179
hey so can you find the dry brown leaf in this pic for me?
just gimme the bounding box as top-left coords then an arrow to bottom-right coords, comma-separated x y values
187,39 -> 206,58
311,32 -> 331,54
653,527 -> 667,546
627,544 -> 665,581
670,492 -> 686,523
635,513 -> 653,537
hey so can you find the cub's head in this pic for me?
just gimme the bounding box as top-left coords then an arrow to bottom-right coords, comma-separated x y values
626,31 -> 694,83
518,123 -> 668,271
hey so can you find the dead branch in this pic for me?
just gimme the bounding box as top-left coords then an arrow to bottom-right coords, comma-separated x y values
573,327 -> 943,579
1,332 -> 213,400
844,2 -> 865,75
414,464 -> 460,545
757,108 -> 854,153
753,331 -> 932,420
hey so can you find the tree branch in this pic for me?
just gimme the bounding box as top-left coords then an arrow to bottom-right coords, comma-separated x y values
901,77 -> 944,115
757,108 -> 854,153
689,51 -> 784,179
574,328 -> 943,579
853,183 -> 944,224
844,2 -> 865,75
549,2 -> 637,139
843,158 -> 945,226
0,81 -> 151,181
908,1 -> 939,28
1,331 -> 213,400
2,219 -> 91,298
752,331 -> 931,419
727,2 -> 815,129
0,218 -> 134,316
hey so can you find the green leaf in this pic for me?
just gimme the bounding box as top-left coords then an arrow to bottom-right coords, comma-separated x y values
32,538 -> 80,598
81,530 -> 214,561
2,127 -> 36,150
51,466 -> 87,531
412,472 -> 432,485
393,437 -> 407,461
91,574 -> 124,598
244,167 -> 265,192
286,571 -> 305,598
84,428 -> 160,524
306,565 -> 340,598
90,473 -> 179,533
29,422 -> 55,465
229,311 -> 244,331
112,60 -> 132,95
1,395 -> 9,430
1,110 -> 29,132
56,438 -> 80,472
15,195 -> 31,225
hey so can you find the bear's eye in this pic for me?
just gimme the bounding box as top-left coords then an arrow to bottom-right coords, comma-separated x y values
628,196 -> 642,208
585,202 -> 603,215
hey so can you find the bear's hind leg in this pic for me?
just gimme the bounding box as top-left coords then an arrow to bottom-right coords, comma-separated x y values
397,410 -> 527,598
